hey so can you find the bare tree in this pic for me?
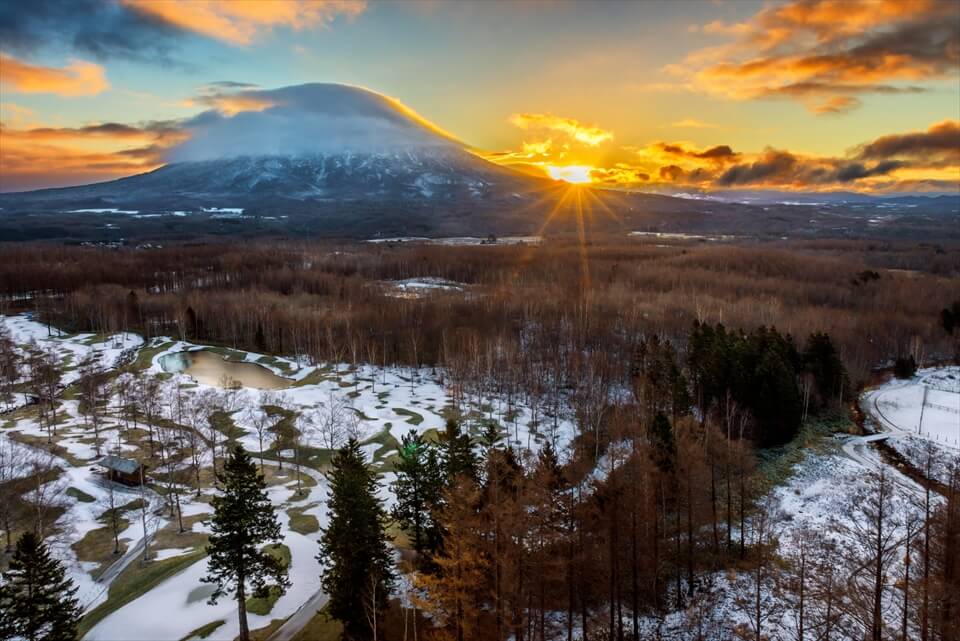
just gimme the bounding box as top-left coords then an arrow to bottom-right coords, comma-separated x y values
78,353 -> 108,457
730,494 -> 784,641
0,435 -> 28,551
291,409 -> 312,495
98,473 -> 124,556
22,450 -> 67,540
25,341 -> 62,441
835,464 -> 905,641
314,389 -> 352,450
244,398 -> 272,472
0,323 -> 19,409
785,526 -> 819,641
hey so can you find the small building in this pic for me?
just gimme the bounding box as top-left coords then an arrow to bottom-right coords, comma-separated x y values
98,455 -> 146,486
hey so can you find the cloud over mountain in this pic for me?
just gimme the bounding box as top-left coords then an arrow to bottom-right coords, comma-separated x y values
166,83 -> 461,163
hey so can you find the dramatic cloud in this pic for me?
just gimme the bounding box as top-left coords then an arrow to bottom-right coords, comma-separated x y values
0,0 -> 185,65
0,119 -> 186,191
533,119 -> 960,193
856,119 -> 960,164
181,82 -> 275,116
510,113 -> 613,146
122,0 -> 367,46
667,0 -> 960,113
714,151 -> 907,187
654,142 -> 740,163
0,0 -> 365,66
0,53 -> 108,96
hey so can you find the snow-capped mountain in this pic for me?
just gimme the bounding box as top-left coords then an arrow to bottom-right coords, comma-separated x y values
3,84 -> 544,206
2,83 -> 956,242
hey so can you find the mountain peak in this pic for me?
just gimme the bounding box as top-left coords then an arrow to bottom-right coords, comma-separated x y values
168,83 -> 463,163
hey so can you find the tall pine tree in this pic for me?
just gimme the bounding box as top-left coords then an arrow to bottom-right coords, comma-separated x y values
1,531 -> 81,641
201,446 -> 288,641
319,438 -> 396,641
441,418 -> 477,483
392,430 -> 445,561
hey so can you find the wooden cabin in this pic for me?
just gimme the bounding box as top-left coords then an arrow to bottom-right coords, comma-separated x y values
98,455 -> 146,486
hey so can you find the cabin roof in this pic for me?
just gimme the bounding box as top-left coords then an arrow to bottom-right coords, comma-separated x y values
98,455 -> 140,475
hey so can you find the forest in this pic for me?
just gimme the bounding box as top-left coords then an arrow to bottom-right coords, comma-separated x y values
0,236 -> 958,641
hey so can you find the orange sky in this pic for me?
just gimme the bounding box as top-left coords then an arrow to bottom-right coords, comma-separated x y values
1,0 -> 958,193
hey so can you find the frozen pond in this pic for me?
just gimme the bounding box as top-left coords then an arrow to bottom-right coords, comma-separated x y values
159,350 -> 289,390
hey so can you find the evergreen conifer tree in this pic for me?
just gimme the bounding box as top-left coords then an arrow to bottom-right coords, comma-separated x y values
319,438 -> 396,641
201,445 -> 288,641
392,430 -> 444,560
1,531 -> 81,641
441,418 -> 477,482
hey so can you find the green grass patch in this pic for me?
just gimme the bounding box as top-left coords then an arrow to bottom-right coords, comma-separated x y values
243,544 -> 290,616
755,410 -> 853,495
7,429 -> 83,466
79,550 -> 206,636
263,543 -> 291,569
361,426 -> 401,461
287,505 -> 320,535
129,340 -> 174,371
100,498 -> 147,522
66,486 -> 96,503
210,409 -> 247,440
246,585 -> 284,616
392,407 -> 424,426
291,368 -> 333,388
72,519 -> 130,577
256,355 -> 295,375
179,620 -> 225,641
351,407 -> 375,421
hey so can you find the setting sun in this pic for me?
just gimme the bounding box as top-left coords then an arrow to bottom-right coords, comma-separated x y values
546,164 -> 594,184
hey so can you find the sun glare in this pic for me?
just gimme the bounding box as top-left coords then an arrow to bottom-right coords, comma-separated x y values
546,164 -> 594,184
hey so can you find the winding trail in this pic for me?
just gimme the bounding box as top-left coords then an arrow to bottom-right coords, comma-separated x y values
841,379 -> 952,501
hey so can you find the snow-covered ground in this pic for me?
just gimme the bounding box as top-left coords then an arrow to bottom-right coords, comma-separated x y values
85,461 -> 327,641
866,367 -> 960,448
1,313 -> 577,640
3,314 -> 143,386
862,367 -> 959,480
11,309 -> 949,641
382,277 -> 467,299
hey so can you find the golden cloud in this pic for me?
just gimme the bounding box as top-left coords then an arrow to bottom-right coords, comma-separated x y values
668,0 -> 959,113
0,54 -> 108,97
510,112 -> 613,146
123,0 -> 367,46
0,121 -> 187,191
485,119 -> 958,193
181,94 -> 275,116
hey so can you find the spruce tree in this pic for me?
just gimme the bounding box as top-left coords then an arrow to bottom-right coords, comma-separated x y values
201,445 -> 288,641
1,531 -> 81,641
802,331 -> 845,407
0,578 -> 13,640
392,430 -> 444,560
441,418 -> 477,482
319,438 -> 396,641
649,412 -> 676,475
